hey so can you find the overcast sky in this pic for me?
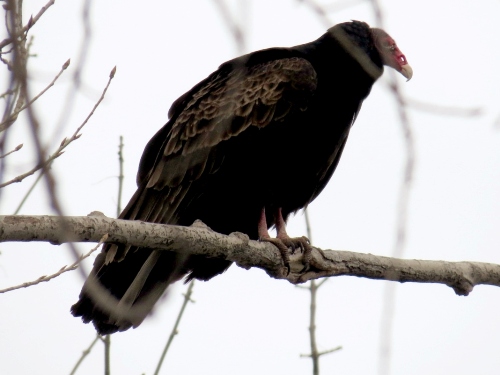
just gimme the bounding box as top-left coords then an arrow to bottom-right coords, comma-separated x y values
1,1 -> 500,374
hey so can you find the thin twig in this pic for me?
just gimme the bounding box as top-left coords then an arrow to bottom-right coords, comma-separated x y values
301,345 -> 342,357
117,135 -> 124,217
51,0 -> 94,142
0,143 -> 64,188
0,234 -> 107,294
300,278 -> 340,372
406,98 -> 482,118
0,66 -> 116,188
304,209 -> 320,374
103,335 -> 111,375
69,334 -> 100,375
300,210 -> 338,374
0,0 -> 55,50
0,0 -> 23,201
368,2 -> 414,375
495,113 -> 500,129
308,280 -> 320,375
0,58 -> 71,131
322,0 -> 367,12
12,169 -> 43,214
153,280 -> 195,375
211,0 -> 246,54
298,0 -> 332,28
0,142 -> 22,158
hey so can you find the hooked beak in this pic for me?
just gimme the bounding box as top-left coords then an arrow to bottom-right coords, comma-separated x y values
400,63 -> 413,81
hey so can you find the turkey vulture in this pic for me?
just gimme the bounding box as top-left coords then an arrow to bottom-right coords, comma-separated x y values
72,20 -> 412,334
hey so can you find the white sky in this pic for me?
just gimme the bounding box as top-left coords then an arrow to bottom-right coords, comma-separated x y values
1,1 -> 500,374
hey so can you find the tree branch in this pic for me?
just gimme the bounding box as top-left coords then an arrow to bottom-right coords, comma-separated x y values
0,0 -> 55,50
0,233 -> 106,294
0,214 -> 499,295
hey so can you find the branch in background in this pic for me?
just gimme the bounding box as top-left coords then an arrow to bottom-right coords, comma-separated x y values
116,136 -> 124,217
0,0 -> 55,50
0,0 -> 27,188
0,143 -> 22,159
103,335 -> 110,375
299,210 -> 341,375
406,98 -> 482,118
12,170 -> 43,214
297,0 -> 332,28
299,279 -> 342,374
0,66 -> 116,189
153,280 -> 195,375
322,0 -> 367,12
6,0 -> 99,294
0,59 -> 71,132
495,113 -> 500,128
69,335 -> 101,375
211,0 -> 246,54
51,0 -> 94,141
0,234 -> 106,294
367,2 -> 415,374
67,134 -> 123,375
1,215 -> 499,296
101,134 -> 127,375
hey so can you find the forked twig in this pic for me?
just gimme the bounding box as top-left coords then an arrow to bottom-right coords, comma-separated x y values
0,66 -> 116,189
0,0 -> 55,50
0,59 -> 71,131
299,210 -> 341,374
0,234 -> 107,294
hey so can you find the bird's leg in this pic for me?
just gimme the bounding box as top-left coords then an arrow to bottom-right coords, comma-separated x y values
274,208 -> 313,271
258,207 -> 313,274
259,207 -> 291,274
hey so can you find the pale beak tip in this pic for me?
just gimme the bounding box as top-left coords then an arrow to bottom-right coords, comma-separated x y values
401,64 -> 413,82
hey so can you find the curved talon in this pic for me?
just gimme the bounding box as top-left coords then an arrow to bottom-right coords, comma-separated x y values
260,237 -> 291,275
280,237 -> 297,254
261,235 -> 313,275
258,208 -> 312,275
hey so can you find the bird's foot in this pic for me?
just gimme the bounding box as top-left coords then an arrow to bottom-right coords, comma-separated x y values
260,235 -> 313,275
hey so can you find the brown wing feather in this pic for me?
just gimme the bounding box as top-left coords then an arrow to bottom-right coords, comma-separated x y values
143,56 -> 317,191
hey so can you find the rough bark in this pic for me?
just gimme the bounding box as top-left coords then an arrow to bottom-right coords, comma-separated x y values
1,214 -> 499,295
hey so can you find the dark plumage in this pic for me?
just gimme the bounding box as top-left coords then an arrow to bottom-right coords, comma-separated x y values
72,21 -> 412,334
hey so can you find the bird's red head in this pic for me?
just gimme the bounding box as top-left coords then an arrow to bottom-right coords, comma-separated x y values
372,28 -> 413,81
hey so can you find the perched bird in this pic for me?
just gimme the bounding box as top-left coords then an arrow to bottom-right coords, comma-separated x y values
72,20 -> 412,334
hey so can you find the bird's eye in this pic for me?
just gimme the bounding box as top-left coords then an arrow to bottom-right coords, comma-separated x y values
386,44 -> 396,51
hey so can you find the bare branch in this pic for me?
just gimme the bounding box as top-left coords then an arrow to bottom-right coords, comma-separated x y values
103,335 -> 110,375
406,98 -> 482,118
0,234 -> 107,294
298,0 -> 332,28
0,66 -> 115,188
116,136 -> 124,217
494,113 -> 500,129
303,209 -> 336,374
211,0 -> 246,53
153,280 -> 195,375
0,0 -> 55,50
0,147 -> 64,188
0,58 -> 71,132
69,335 -> 100,375
300,345 -> 342,358
322,0 -> 367,12
305,279 -> 320,375
0,142 -> 22,158
0,215 -> 499,295
369,3 -> 415,374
